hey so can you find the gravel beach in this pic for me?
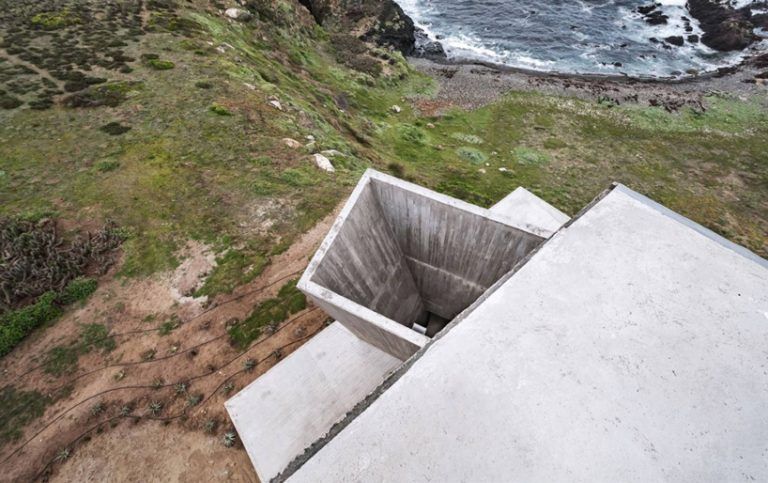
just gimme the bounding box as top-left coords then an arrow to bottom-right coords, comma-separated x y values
409,56 -> 768,112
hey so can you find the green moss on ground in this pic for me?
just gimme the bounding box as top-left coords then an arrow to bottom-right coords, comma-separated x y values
0,386 -> 51,448
43,322 -> 115,376
1,0 -> 766,312
229,279 -> 307,348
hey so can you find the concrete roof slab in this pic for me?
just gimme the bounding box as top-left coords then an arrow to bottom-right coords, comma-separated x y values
225,322 -> 401,483
490,186 -> 570,236
286,185 -> 768,482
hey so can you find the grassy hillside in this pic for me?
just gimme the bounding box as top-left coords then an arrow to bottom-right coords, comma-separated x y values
1,0 -> 766,311
0,1 -> 766,479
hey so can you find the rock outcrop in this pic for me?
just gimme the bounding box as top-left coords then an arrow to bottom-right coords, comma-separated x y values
296,0 -> 416,54
686,0 -> 756,51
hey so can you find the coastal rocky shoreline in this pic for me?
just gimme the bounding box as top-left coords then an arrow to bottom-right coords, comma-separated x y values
292,0 -> 766,112
295,0 -> 767,86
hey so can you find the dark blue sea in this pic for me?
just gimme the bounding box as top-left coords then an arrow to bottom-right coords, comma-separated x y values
398,0 -> 767,78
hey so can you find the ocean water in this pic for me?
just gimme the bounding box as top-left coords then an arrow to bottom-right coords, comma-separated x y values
398,0 -> 766,78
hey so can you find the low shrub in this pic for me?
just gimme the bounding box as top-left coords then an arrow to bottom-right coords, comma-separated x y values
146,59 -> 175,70
209,103 -> 232,116
58,277 -> 97,305
0,292 -> 61,357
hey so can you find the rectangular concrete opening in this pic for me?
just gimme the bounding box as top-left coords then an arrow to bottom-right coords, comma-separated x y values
309,176 -> 544,336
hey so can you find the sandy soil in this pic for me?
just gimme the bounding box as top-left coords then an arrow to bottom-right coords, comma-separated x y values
0,206 -> 341,483
409,57 -> 768,113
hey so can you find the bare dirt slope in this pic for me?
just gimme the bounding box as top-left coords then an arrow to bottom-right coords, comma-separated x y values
0,207 -> 339,482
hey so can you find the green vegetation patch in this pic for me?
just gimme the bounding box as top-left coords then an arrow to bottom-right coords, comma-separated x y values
0,386 -> 51,448
146,59 -> 176,70
451,132 -> 484,144
100,122 -> 132,136
195,247 -> 270,298
229,279 -> 307,348
43,322 -> 115,376
209,103 -> 232,116
30,10 -> 80,29
0,292 -> 62,358
456,147 -> 488,165
512,147 -> 550,166
63,82 -> 143,108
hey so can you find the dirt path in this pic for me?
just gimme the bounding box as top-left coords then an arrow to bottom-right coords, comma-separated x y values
0,206 -> 341,482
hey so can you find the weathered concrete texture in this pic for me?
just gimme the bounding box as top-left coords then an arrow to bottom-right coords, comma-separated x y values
312,183 -> 426,327
287,185 -> 768,482
301,281 -> 429,361
490,187 -> 570,237
225,322 -> 401,483
299,170 -> 546,360
371,179 -> 544,319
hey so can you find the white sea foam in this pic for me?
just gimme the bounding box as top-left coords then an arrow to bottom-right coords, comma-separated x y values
396,0 -> 765,78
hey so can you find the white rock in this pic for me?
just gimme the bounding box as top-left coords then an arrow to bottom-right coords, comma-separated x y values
269,100 -> 283,111
478,168 -> 486,174
390,105 -> 402,113
243,82 -> 256,90
282,138 -> 302,149
426,123 -> 435,129
225,8 -> 252,21
306,135 -> 315,141
498,167 -> 509,172
312,154 -> 335,173
321,149 -> 344,158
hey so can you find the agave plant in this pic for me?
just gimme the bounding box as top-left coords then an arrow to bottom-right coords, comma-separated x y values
90,402 -> 105,417
119,405 -> 132,417
223,431 -> 236,448
148,401 -> 163,416
222,382 -> 235,394
186,394 -> 202,407
203,419 -> 217,434
243,358 -> 256,372
174,382 -> 188,395
54,448 -> 71,463
272,348 -> 283,361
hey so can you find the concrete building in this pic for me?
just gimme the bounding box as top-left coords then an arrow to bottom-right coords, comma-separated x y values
226,170 -> 768,482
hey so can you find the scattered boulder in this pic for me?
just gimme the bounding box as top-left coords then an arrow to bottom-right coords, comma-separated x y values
297,0 -> 415,54
752,13 -> 768,29
413,28 -> 446,59
224,8 -> 252,21
269,99 -> 283,111
687,34 -> 700,43
664,36 -> 685,46
390,105 -> 402,113
750,53 -> 768,69
320,149 -> 344,158
687,0 -> 756,51
312,153 -> 335,172
637,4 -> 657,16
282,138 -> 302,149
638,3 -> 669,26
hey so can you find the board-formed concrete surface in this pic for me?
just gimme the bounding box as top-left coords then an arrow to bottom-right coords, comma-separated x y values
225,322 -> 401,483
490,186 -> 570,236
299,170 -> 545,360
286,185 -> 768,482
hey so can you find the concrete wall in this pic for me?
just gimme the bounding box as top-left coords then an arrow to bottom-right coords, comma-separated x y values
311,184 -> 426,327
371,179 -> 544,319
303,286 -> 427,361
